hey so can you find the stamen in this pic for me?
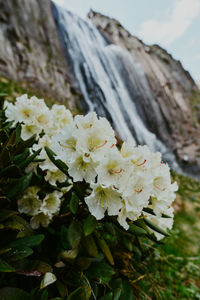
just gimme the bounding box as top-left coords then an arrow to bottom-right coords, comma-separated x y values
113,185 -> 119,190
59,141 -> 75,149
137,159 -> 146,167
154,184 -> 166,191
85,153 -> 90,157
89,123 -> 93,128
109,168 -> 124,174
95,140 -> 107,149
134,188 -> 143,193
110,144 -> 115,148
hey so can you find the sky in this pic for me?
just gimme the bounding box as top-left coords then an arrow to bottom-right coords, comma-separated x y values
53,0 -> 200,82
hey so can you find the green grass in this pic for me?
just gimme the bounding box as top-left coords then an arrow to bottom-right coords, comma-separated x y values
134,173 -> 200,300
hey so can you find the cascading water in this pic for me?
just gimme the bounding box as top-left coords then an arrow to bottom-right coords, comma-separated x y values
52,3 -> 181,171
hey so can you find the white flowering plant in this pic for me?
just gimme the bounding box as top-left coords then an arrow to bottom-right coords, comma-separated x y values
0,94 -> 178,299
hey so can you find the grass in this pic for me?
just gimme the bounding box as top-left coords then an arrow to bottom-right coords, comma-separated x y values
134,172 -> 200,300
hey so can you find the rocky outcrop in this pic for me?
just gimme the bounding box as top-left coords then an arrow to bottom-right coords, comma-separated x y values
88,10 -> 200,172
0,0 -> 81,108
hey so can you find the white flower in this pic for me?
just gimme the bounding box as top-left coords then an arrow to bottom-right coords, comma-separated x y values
117,205 -> 139,230
76,115 -> 116,162
21,123 -> 42,140
74,112 -> 98,130
40,191 -> 62,216
145,214 -> 174,240
18,186 -> 41,216
85,183 -> 123,220
51,104 -> 73,132
68,153 -> 97,183
96,149 -> 125,186
51,124 -> 78,163
122,173 -> 152,207
44,169 -> 67,186
32,135 -> 57,172
30,212 -> 53,229
120,138 -> 136,159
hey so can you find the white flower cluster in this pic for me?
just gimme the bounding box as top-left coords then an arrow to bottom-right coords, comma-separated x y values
18,187 -> 62,229
4,95 -> 178,238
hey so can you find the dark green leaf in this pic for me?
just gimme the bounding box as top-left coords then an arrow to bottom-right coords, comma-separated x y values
0,209 -> 18,222
18,148 -> 41,169
82,235 -> 98,258
0,287 -> 32,300
6,173 -> 33,198
143,207 -> 170,218
128,224 -> 147,236
7,246 -> 33,261
100,292 -> 113,300
120,281 -> 134,300
69,193 -> 79,214
13,148 -> 29,165
144,218 -> 170,237
45,146 -> 69,175
68,221 -> 82,248
84,215 -> 97,236
95,232 -> 114,265
0,259 -> 15,272
8,234 -> 44,248
86,261 -> 115,283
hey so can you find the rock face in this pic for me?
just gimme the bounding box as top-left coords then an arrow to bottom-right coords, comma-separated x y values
0,1 -> 199,174
0,0 -> 81,107
88,10 -> 200,173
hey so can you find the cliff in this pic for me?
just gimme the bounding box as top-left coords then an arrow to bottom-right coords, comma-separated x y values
0,1 -> 199,173
0,0 -> 81,108
88,11 -> 200,172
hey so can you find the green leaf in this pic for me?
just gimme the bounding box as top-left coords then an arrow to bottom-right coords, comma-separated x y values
0,209 -> 18,222
14,259 -> 52,276
0,287 -> 32,300
77,257 -> 91,270
13,148 -> 30,165
120,281 -> 134,300
82,235 -> 98,258
56,280 -> 68,298
6,173 -> 33,198
69,193 -> 79,214
61,248 -> 79,261
132,245 -> 142,259
143,207 -> 170,218
100,292 -> 113,300
45,146 -> 69,175
95,232 -> 114,265
0,259 -> 15,272
84,215 -> 97,236
143,218 -> 170,237
7,246 -> 33,261
86,261 -> 115,283
67,287 -> 84,300
68,221 -> 82,248
14,134 -> 37,155
8,234 -> 44,248
18,148 -> 41,169
128,224 -> 147,236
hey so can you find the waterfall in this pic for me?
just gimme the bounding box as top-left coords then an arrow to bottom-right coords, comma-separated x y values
52,3 -> 181,171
